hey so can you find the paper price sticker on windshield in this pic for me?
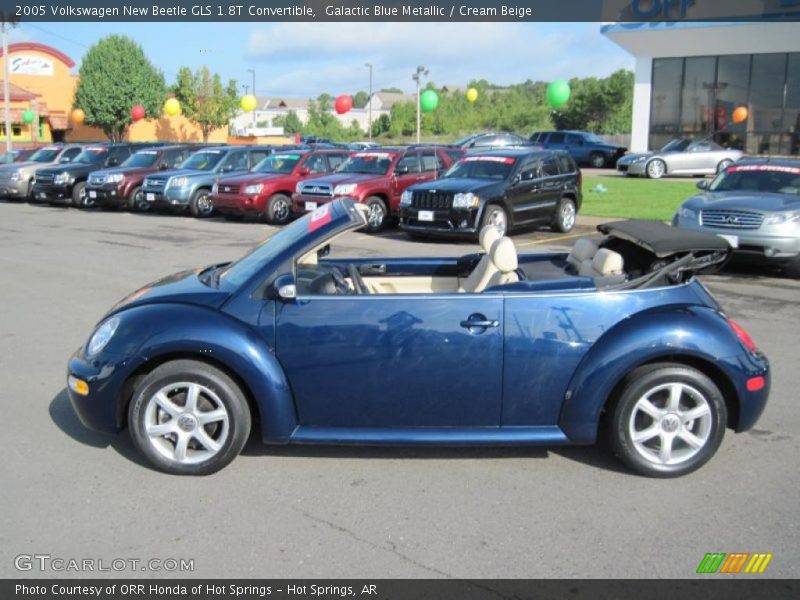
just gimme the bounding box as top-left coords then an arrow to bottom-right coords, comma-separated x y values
355,152 -> 394,159
460,156 -> 515,164
308,204 -> 332,232
728,165 -> 800,174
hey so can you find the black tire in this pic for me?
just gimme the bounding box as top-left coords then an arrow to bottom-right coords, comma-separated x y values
264,193 -> 293,225
608,363 -> 727,478
645,159 -> 667,179
551,197 -> 577,233
72,182 -> 92,208
128,359 -> 251,476
189,188 -> 214,218
590,152 -> 606,169
363,196 -> 388,233
480,203 -> 508,236
784,257 -> 800,279
127,186 -> 149,212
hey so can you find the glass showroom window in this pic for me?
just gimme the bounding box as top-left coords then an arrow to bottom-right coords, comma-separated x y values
650,57 -> 683,150
784,53 -> 799,156
747,54 -> 788,155
680,57 -> 717,137
715,55 -> 751,150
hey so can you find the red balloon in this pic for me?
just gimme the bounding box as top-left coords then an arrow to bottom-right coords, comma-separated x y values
130,104 -> 146,121
334,94 -> 353,115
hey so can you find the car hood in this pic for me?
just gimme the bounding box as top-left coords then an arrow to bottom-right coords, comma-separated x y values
38,163 -> 99,175
94,166 -> 156,177
306,173 -> 381,186
410,177 -> 502,194
217,172 -> 289,186
108,266 -> 231,316
683,192 -> 800,212
156,168 -> 209,180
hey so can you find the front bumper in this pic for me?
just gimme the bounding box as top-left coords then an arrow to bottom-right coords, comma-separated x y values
32,183 -> 71,204
620,161 -> 647,175
87,183 -> 126,206
0,179 -> 31,198
211,192 -> 264,214
291,194 -> 338,214
399,206 -> 481,238
675,217 -> 800,261
67,348 -> 134,434
142,186 -> 192,208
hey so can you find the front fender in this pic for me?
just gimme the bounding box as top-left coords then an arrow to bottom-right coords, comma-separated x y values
100,303 -> 296,441
559,306 -> 767,444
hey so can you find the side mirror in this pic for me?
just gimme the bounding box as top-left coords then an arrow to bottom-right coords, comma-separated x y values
511,173 -> 522,186
317,244 -> 331,258
159,162 -> 171,170
394,165 -> 409,176
696,179 -> 709,190
269,273 -> 297,301
298,167 -> 311,176
107,158 -> 120,167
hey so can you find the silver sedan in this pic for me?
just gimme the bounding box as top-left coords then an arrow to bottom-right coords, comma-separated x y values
618,138 -> 743,179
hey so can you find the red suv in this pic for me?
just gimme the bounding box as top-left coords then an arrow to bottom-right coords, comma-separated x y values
292,146 -> 462,232
210,149 -> 351,224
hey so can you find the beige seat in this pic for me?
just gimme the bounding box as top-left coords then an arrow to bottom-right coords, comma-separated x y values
566,238 -> 599,272
484,237 -> 520,289
459,226 -> 503,292
578,248 -> 624,278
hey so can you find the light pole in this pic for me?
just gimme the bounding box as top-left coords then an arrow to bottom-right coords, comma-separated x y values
247,69 -> 256,129
412,65 -> 428,144
365,63 -> 373,140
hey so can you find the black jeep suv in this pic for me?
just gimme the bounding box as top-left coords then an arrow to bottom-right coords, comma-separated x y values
399,149 -> 581,239
32,143 -> 160,208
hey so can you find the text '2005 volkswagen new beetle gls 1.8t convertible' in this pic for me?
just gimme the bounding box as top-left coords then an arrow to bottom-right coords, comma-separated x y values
67,199 -> 770,477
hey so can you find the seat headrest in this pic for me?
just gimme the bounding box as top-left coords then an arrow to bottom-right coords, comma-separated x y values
570,238 -> 599,262
479,225 -> 503,253
591,248 -> 624,276
490,237 -> 518,272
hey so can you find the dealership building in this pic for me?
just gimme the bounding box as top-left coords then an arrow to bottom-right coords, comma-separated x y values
603,21 -> 800,154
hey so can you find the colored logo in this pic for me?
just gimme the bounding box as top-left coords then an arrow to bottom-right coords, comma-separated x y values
696,552 -> 773,574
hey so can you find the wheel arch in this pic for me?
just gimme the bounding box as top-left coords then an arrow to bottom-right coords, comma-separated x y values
645,156 -> 668,176
558,307 -> 747,444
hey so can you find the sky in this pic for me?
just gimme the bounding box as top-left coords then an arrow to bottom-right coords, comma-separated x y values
11,22 -> 634,97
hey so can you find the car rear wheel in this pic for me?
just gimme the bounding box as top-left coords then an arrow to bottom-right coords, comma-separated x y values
480,204 -> 508,236
364,196 -> 388,233
72,182 -> 93,208
552,197 -> 577,233
608,363 -> 726,477
189,189 -> 214,218
716,159 -> 734,173
127,186 -> 149,212
645,159 -> 666,179
590,152 -> 606,168
264,193 -> 292,225
784,257 -> 800,279
128,359 -> 251,475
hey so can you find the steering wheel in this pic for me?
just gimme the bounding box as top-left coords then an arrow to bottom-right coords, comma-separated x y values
329,267 -> 351,295
348,264 -> 370,295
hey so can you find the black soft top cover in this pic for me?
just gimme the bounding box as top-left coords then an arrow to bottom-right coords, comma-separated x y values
598,220 -> 730,257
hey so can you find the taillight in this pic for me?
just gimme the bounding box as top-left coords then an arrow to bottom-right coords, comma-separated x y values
728,319 -> 757,353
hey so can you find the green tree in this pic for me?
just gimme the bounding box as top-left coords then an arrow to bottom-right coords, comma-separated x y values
272,110 -> 303,134
353,91 -> 369,108
72,35 -> 165,141
171,66 -> 239,142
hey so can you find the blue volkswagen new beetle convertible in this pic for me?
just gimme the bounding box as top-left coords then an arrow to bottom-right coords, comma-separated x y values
67,199 -> 770,477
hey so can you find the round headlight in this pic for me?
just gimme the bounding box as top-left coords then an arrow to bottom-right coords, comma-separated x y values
87,316 -> 120,356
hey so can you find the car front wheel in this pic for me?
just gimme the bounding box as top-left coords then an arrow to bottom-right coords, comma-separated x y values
552,197 -> 576,233
128,359 -> 251,475
190,189 -> 214,218
590,152 -> 606,168
608,363 -> 727,477
72,182 -> 93,208
364,196 -> 388,233
480,204 -> 508,236
646,159 -> 667,179
127,186 -> 149,212
264,193 -> 292,225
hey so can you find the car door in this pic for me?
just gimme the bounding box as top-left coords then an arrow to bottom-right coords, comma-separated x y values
565,134 -> 589,163
545,132 -> 567,152
275,291 -> 503,428
507,158 -> 546,224
390,153 -> 423,207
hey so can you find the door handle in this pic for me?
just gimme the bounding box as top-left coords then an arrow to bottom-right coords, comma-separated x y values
360,264 -> 386,274
460,320 -> 499,328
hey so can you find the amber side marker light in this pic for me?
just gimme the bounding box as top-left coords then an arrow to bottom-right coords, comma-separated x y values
68,375 -> 89,396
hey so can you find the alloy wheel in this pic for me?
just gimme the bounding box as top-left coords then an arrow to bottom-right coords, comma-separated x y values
646,160 -> 666,179
628,382 -> 712,466
273,198 -> 290,222
559,201 -> 576,231
367,202 -> 385,229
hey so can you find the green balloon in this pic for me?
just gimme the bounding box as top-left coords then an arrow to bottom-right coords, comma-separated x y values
420,89 -> 439,113
547,80 -> 571,109
22,110 -> 36,124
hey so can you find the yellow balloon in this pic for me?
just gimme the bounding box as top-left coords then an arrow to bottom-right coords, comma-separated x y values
163,98 -> 181,117
466,88 -> 478,103
241,94 -> 257,112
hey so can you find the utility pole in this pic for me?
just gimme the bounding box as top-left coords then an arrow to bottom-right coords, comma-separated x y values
365,63 -> 373,140
247,69 -> 256,129
2,21 -> 14,153
412,65 -> 428,144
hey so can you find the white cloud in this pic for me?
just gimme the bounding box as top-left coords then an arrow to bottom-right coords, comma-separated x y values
247,22 -> 633,97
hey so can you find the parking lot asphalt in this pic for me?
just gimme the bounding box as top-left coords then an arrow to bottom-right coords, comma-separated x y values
1,200 -> 798,579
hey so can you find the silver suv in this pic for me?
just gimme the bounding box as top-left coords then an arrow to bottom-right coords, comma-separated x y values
0,144 -> 83,200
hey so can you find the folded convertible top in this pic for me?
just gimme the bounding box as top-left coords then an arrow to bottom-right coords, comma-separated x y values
597,220 -> 731,257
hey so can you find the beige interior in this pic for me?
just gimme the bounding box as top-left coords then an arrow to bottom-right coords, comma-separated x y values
363,276 -> 460,294
578,248 -> 625,278
567,238 -> 599,271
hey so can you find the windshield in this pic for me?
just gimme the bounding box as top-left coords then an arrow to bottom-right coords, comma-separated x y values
709,166 -> 800,195
453,134 -> 478,147
122,151 -> 159,168
660,139 -> 691,153
30,148 -> 61,163
181,151 -> 224,171
75,148 -> 109,164
254,154 -> 302,174
336,153 -> 394,175
445,157 -> 516,180
582,132 -> 604,143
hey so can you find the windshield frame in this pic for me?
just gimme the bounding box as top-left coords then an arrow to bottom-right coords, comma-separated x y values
180,151 -> 225,171
30,148 -> 62,163
121,151 -> 160,169
708,165 -> 800,194
660,139 -> 692,153
444,156 -> 518,181
253,153 -> 303,174
335,153 -> 396,176
74,147 -> 110,165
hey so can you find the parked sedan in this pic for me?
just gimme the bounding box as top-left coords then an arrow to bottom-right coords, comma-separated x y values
531,130 -> 626,168
454,131 -> 537,151
673,159 -> 800,277
67,199 -> 769,477
618,138 -> 743,179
